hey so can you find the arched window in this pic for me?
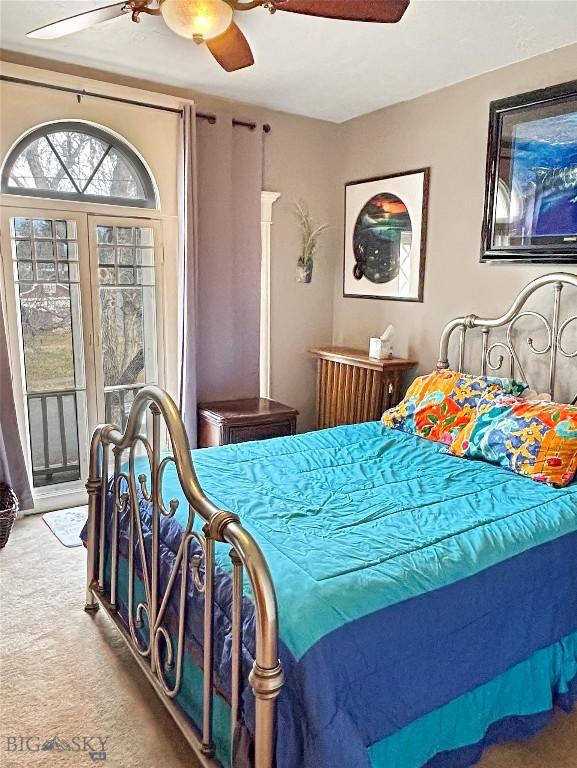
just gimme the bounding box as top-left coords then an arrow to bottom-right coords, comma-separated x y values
1,121 -> 157,208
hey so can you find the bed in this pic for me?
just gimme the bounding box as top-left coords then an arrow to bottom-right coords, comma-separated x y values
83,272 -> 577,768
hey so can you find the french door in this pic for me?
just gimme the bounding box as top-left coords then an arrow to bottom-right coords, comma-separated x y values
1,206 -> 163,503
88,217 -> 161,435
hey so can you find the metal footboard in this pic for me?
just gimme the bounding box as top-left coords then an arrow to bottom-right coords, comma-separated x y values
84,385 -> 284,768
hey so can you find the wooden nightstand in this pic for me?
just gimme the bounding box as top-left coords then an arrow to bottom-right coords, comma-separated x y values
309,347 -> 416,429
198,398 -> 299,448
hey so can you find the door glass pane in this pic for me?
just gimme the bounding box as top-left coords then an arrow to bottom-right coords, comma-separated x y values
9,216 -> 83,487
19,283 -> 75,391
33,218 -> 53,238
96,224 -> 156,430
100,288 -> 144,387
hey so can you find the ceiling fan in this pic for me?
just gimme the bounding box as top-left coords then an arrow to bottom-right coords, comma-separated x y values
27,0 -> 410,72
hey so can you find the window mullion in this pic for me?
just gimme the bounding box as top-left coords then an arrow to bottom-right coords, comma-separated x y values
44,135 -> 82,194
82,144 -> 112,193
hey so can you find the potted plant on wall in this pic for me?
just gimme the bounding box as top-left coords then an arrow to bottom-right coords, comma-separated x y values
295,201 -> 329,284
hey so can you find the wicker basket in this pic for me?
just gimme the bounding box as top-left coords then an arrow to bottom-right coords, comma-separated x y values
0,483 -> 18,549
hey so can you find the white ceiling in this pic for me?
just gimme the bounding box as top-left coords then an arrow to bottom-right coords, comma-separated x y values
0,0 -> 576,122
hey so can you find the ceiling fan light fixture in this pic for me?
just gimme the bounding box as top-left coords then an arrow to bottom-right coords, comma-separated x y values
160,0 -> 233,41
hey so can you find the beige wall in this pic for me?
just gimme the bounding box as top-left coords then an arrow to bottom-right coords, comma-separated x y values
332,44 -> 577,385
0,54 -> 339,431
263,111 -> 338,428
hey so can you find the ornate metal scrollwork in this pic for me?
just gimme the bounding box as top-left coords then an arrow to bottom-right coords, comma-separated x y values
157,456 -> 180,517
558,316 -> 577,359
438,274 -> 577,401
191,533 -> 208,593
520,311 -> 554,356
122,419 -> 213,703
86,390 -> 284,768
485,341 -> 510,374
501,310 -> 553,386
138,473 -> 151,501
126,438 -> 154,657
482,312 -> 554,381
152,526 -> 211,700
115,473 -> 130,512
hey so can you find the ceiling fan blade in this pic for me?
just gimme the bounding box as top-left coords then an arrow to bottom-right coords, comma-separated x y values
206,22 -> 254,72
27,2 -> 129,39
276,0 -> 409,23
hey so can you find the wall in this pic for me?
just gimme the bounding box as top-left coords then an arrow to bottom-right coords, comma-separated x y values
0,54 -> 340,431
332,44 -> 577,388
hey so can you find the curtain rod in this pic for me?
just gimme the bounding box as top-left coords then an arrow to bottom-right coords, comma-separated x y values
0,75 -> 272,133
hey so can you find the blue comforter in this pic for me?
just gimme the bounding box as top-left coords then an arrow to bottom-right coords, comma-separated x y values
97,423 -> 577,768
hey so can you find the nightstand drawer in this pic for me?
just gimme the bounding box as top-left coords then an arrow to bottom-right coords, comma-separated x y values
224,421 -> 295,444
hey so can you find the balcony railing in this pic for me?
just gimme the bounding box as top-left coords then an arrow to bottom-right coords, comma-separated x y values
27,390 -> 81,487
27,385 -> 145,488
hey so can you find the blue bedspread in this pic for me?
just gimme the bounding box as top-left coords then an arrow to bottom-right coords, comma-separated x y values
96,423 -> 577,768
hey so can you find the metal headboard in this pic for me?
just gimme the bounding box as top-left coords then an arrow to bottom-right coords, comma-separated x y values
437,273 -> 577,404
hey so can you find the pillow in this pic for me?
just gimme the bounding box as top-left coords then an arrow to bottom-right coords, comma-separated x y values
381,370 -> 526,445
521,389 -> 551,401
450,395 -> 577,487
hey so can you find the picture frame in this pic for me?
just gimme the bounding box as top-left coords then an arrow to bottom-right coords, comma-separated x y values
481,79 -> 577,264
343,168 -> 429,302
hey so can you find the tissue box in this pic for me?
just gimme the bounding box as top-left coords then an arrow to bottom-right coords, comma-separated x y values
369,337 -> 393,360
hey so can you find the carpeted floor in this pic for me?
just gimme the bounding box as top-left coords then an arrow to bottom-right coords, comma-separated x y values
1,515 -> 577,768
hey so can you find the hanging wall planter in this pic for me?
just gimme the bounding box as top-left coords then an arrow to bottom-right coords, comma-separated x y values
296,259 -> 314,283
294,201 -> 328,285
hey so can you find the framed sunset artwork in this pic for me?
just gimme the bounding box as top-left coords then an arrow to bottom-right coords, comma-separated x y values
481,80 -> 577,263
343,168 -> 429,301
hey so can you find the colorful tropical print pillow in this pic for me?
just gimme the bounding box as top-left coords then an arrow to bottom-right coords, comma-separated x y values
450,395 -> 577,487
381,370 -> 526,445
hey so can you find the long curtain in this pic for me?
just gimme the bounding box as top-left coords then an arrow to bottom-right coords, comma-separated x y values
179,108 -> 264,443
0,296 -> 33,510
178,104 -> 199,441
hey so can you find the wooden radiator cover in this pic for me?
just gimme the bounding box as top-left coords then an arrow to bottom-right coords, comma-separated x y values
310,347 -> 416,430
